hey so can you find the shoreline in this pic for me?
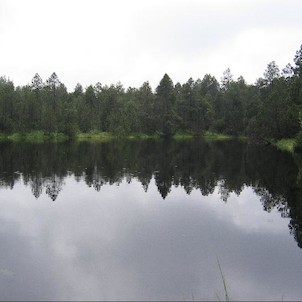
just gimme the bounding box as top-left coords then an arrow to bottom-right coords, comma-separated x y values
1,131 -> 296,154
0,130 -> 247,143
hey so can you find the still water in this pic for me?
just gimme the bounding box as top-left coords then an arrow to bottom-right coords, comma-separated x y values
0,139 -> 302,300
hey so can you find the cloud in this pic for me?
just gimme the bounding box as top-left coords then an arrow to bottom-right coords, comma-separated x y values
0,0 -> 301,90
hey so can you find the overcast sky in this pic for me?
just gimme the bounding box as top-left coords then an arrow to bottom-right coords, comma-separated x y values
0,0 -> 302,91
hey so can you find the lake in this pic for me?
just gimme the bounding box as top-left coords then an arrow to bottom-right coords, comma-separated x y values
0,139 -> 301,300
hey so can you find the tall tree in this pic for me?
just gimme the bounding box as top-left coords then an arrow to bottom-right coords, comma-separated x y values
0,77 -> 16,132
31,73 -> 44,91
138,81 -> 156,134
156,74 -> 177,137
264,61 -> 280,85
220,68 -> 233,91
43,72 -> 65,132
293,44 -> 302,78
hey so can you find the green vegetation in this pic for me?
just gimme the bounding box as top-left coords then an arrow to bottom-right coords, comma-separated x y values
23,131 -> 46,142
274,138 -> 297,153
77,131 -> 113,142
6,133 -> 23,141
0,130 -> 238,143
0,133 -> 6,141
203,131 -> 233,141
1,131 -> 68,143
0,45 -> 301,146
172,132 -> 194,140
127,133 -> 161,140
77,131 -> 161,142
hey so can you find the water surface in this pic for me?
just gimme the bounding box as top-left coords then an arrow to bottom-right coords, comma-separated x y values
0,139 -> 301,300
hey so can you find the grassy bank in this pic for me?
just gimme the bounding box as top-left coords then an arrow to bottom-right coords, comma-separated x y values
0,130 -> 247,143
0,131 -> 162,143
77,131 -> 161,142
172,131 -> 247,141
172,132 -> 195,140
0,131 -> 69,143
77,131 -> 113,142
203,131 -> 235,141
274,138 -> 297,153
78,131 -> 239,142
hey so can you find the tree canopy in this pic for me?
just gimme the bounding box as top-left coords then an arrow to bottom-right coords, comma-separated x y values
0,44 -> 302,140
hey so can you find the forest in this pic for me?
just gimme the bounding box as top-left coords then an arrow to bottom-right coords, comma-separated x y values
0,45 -> 302,142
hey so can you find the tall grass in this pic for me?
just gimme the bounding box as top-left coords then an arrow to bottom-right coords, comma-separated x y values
203,131 -> 233,141
172,132 -> 194,140
77,131 -> 113,142
274,138 -> 297,153
217,258 -> 230,302
3,131 -> 69,143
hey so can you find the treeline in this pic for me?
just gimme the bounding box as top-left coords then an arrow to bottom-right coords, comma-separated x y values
0,45 -> 302,139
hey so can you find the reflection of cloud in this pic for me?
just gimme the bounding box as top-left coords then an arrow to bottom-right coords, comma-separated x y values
205,186 -> 289,235
0,179 -> 301,300
0,268 -> 14,278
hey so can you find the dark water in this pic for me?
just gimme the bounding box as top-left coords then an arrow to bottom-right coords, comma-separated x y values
0,139 -> 302,301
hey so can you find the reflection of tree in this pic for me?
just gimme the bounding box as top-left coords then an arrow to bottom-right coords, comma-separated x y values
0,139 -> 302,247
45,175 -> 64,201
254,187 -> 289,216
0,141 -> 297,204
153,141 -> 175,199
30,174 -> 43,199
138,174 -> 151,192
85,166 -> 106,192
287,153 -> 302,248
217,180 -> 230,203
289,202 -> 302,247
154,171 -> 172,199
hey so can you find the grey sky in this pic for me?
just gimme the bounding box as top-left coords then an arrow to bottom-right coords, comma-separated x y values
0,0 -> 302,91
